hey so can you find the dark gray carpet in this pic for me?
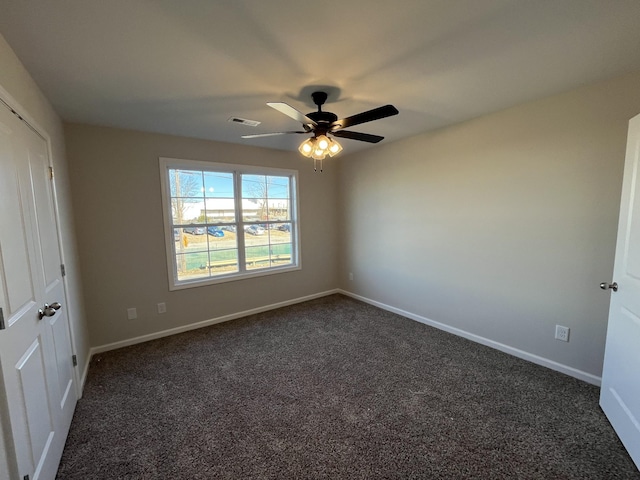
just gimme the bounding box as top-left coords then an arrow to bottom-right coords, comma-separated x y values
57,294 -> 639,479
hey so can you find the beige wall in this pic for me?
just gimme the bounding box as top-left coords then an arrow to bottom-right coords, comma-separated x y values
338,71 -> 640,379
0,33 -> 90,480
64,124 -> 339,347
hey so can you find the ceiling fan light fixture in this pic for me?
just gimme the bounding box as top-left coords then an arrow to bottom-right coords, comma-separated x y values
298,135 -> 342,161
316,134 -> 330,151
298,138 -> 315,157
328,138 -> 343,157
311,147 -> 327,160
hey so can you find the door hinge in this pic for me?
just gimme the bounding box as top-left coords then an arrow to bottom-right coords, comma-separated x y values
0,307 -> 5,330
60,264 -> 66,277
49,166 -> 54,179
72,355 -> 78,367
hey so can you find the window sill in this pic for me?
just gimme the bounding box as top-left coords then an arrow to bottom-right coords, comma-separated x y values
168,263 -> 302,291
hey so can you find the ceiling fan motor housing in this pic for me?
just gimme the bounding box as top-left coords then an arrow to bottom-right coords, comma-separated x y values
307,110 -> 338,125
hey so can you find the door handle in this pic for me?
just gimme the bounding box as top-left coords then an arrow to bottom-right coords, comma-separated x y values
38,301 -> 62,319
38,305 -> 56,320
600,282 -> 618,292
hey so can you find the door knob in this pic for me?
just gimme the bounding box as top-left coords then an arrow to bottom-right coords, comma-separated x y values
50,302 -> 62,310
600,282 -> 618,292
38,306 -> 56,320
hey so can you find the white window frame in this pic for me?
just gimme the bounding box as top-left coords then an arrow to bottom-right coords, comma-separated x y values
159,157 -> 301,290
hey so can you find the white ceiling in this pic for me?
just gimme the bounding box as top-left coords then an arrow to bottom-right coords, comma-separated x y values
2,0 -> 640,154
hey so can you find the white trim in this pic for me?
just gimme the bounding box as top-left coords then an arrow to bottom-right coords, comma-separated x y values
90,289 -> 339,356
0,84 -> 49,139
338,289 -> 602,386
168,264 -> 302,290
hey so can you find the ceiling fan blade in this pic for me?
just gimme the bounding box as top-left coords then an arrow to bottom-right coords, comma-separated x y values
241,131 -> 308,139
267,102 -> 318,127
330,104 -> 399,131
332,130 -> 384,143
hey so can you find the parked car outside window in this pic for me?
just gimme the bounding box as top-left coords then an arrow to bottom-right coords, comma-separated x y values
207,226 -> 225,237
246,225 -> 265,236
184,226 -> 205,235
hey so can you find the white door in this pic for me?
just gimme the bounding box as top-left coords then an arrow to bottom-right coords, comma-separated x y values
0,102 -> 77,479
600,113 -> 640,470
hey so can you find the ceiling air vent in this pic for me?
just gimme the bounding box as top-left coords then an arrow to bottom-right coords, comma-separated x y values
228,117 -> 261,127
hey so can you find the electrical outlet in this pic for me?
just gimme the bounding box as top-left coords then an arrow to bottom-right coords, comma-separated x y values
555,325 -> 570,342
127,307 -> 137,320
349,272 -> 354,281
157,302 -> 166,314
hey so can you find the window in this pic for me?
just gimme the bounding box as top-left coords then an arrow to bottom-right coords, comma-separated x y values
159,158 -> 300,290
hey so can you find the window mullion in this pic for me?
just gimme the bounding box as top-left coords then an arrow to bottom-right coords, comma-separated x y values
290,175 -> 298,263
235,171 -> 247,272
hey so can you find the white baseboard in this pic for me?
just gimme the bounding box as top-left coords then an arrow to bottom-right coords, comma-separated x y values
89,289 -> 340,358
338,289 -> 602,386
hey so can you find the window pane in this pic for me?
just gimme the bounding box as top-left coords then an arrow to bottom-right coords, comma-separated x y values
241,175 -> 291,222
242,199 -> 263,222
206,227 -> 238,275
242,175 -> 266,199
271,243 -> 292,266
172,198 -> 204,225
204,172 -> 234,198
267,176 -> 289,199
268,199 -> 290,221
244,225 -> 268,244
170,169 -> 204,198
205,198 -> 236,223
271,224 -> 292,244
242,174 -> 267,222
245,245 -> 271,270
176,252 -> 210,282
208,249 -> 238,276
206,227 -> 237,248
178,230 -> 208,248
245,243 -> 292,270
266,176 -> 290,222
182,225 -> 206,236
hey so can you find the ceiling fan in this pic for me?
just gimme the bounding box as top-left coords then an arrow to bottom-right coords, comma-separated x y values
242,91 -> 399,170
